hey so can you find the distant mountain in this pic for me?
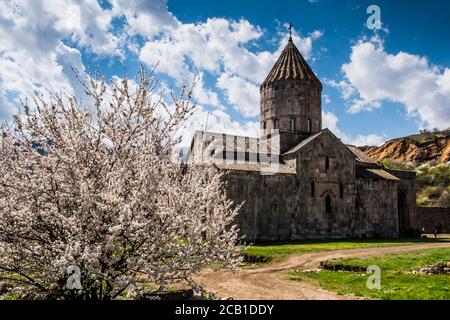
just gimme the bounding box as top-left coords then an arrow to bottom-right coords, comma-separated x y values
359,130 -> 450,207
360,129 -> 450,165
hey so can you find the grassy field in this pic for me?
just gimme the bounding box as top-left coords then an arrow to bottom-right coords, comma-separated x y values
244,237 -> 449,263
290,247 -> 450,300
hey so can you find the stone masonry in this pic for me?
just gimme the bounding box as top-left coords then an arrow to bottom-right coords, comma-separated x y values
187,36 -> 417,241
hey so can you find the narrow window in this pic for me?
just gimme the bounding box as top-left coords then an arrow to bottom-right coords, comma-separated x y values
245,151 -> 249,162
262,121 -> 266,130
325,156 -> 330,170
340,183 -> 344,199
325,195 -> 332,213
271,199 -> 278,212
311,181 -> 315,197
222,133 -> 226,160
233,136 -> 237,161
273,118 -> 280,129
290,117 -> 296,131
307,119 -> 312,132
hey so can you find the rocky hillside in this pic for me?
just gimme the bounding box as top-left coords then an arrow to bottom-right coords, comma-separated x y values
361,130 -> 450,164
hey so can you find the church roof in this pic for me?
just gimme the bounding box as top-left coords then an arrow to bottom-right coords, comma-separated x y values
282,129 -> 368,161
282,130 -> 325,156
214,160 -> 296,175
346,145 -> 378,165
356,167 -> 400,181
261,37 -> 321,88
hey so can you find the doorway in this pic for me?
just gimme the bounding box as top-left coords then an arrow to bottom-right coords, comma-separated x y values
397,189 -> 409,236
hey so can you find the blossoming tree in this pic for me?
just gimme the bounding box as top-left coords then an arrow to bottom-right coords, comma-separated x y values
0,68 -> 242,299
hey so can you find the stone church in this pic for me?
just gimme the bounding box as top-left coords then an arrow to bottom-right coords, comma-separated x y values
187,36 -> 417,241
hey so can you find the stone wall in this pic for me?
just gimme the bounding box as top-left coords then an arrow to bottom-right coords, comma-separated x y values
222,170 -> 399,241
416,207 -> 450,233
223,171 -> 298,241
260,78 -> 322,153
220,131 -> 400,242
386,169 -> 417,234
353,179 -> 399,238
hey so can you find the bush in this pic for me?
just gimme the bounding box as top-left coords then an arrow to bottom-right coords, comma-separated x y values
383,160 -> 450,207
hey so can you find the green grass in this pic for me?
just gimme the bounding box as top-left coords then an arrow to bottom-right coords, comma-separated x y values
244,237 -> 449,263
290,247 -> 450,300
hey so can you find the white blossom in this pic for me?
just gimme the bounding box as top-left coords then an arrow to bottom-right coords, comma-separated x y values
0,68 -> 242,299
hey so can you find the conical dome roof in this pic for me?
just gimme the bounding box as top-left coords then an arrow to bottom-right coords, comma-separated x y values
261,37 -> 321,88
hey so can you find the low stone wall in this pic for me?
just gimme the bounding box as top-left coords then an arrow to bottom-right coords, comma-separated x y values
416,207 -> 450,233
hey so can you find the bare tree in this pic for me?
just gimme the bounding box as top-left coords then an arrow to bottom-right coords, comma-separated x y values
0,68 -> 242,300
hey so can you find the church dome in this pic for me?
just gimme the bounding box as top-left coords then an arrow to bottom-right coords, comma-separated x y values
261,37 -> 321,89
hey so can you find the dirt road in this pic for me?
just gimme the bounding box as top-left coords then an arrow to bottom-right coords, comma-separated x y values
193,242 -> 450,300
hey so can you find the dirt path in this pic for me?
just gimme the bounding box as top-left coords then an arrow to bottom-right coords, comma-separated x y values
193,242 -> 450,300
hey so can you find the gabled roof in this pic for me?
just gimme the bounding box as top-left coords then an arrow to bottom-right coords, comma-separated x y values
356,167 -> 400,181
346,145 -> 378,164
261,37 -> 321,88
282,130 -> 325,156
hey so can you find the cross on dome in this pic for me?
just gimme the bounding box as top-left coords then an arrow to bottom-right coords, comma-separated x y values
288,22 -> 294,39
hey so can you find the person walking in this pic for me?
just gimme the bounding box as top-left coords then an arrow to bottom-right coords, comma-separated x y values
433,226 -> 438,239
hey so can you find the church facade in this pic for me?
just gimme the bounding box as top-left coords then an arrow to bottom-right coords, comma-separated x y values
187,37 -> 417,241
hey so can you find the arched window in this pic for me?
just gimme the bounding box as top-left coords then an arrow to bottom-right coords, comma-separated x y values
271,199 -> 278,212
325,156 -> 330,170
325,195 -> 332,213
290,117 -> 296,131
311,181 -> 315,197
340,183 -> 344,198
273,118 -> 280,129
307,119 -> 312,132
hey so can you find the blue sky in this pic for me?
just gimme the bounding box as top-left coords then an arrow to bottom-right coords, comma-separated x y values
1,0 -> 449,146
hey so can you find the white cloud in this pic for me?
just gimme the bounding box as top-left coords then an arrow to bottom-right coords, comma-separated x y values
347,99 -> 381,114
216,74 -> 260,117
139,38 -> 190,80
138,18 -> 268,81
110,0 -> 179,38
437,68 -> 450,94
0,0 -> 323,142
192,73 -> 221,107
138,16 -> 322,121
0,0 -> 124,120
322,110 -> 385,146
325,79 -> 356,100
350,134 -> 386,146
322,94 -> 331,104
338,37 -> 450,129
178,106 -> 259,147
